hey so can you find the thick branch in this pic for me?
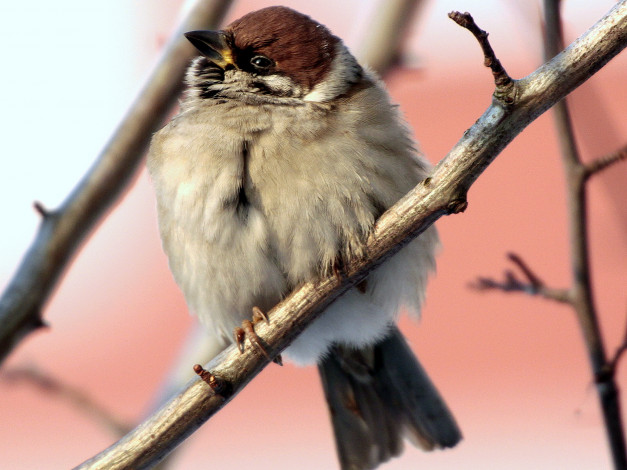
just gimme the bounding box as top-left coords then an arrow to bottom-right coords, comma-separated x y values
75,4 -> 627,469
355,0 -> 425,74
0,0 -> 234,366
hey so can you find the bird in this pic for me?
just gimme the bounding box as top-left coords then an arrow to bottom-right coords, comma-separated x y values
147,6 -> 461,469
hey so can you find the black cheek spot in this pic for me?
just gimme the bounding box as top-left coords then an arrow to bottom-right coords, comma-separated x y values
200,88 -> 221,99
251,81 -> 273,95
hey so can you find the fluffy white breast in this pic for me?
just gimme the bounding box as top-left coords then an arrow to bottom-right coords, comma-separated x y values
147,105 -> 287,348
147,71 -> 438,365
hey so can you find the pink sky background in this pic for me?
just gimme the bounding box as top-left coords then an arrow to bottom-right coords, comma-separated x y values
0,1 -> 625,469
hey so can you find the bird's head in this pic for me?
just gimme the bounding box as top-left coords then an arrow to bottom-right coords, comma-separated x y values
184,6 -> 362,104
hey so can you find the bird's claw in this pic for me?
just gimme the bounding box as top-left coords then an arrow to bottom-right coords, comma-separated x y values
233,307 -> 280,364
252,305 -> 269,323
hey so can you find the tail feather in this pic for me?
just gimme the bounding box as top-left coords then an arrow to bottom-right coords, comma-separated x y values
318,326 -> 461,470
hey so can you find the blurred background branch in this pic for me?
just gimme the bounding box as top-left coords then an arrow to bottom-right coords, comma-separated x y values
1,365 -> 132,437
473,1 -> 627,468
354,0 -> 425,74
544,0 -> 626,466
0,0 -> 234,366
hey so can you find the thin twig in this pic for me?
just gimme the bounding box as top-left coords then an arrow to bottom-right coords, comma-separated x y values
471,253 -> 571,303
2,365 -> 131,436
74,5 -> 627,469
0,0 -> 235,366
608,310 -> 627,376
584,143 -> 627,179
448,11 -> 515,102
507,252 -> 545,290
32,201 -> 50,219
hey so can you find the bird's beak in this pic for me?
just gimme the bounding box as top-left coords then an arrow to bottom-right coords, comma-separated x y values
184,30 -> 235,69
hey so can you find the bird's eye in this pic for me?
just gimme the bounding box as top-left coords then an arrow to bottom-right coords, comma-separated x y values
250,55 -> 273,70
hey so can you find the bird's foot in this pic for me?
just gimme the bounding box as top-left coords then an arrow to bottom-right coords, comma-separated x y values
332,256 -> 345,285
233,306 -> 282,366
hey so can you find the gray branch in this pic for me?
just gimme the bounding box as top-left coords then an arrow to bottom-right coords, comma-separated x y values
355,0 -> 426,73
0,0 -> 234,365
544,0 -> 626,467
74,3 -> 627,469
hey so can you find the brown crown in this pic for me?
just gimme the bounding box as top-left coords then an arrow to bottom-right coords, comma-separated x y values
227,6 -> 338,90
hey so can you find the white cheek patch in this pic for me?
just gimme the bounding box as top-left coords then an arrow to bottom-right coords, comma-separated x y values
304,43 -> 361,103
257,74 -> 304,97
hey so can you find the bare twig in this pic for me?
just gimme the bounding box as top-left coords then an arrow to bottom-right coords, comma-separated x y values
32,201 -> 50,218
584,143 -> 627,179
2,365 -> 131,436
471,253 -> 571,303
608,311 -> 627,376
448,11 -> 515,102
507,252 -> 545,290
0,0 -> 235,366
74,5 -> 627,469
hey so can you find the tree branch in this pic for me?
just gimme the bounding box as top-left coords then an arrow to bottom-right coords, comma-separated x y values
355,0 -> 426,74
2,365 -> 131,437
609,310 -> 627,376
584,143 -> 627,179
0,0 -> 235,366
544,1 -> 627,468
448,11 -> 514,99
471,252 -> 571,303
74,4 -> 627,469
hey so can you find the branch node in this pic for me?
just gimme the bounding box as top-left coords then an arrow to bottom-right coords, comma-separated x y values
607,309 -> 627,378
506,252 -> 544,290
448,11 -> 515,104
595,365 -> 614,385
33,201 -> 51,218
471,252 -> 571,304
193,364 -> 229,397
31,316 -> 49,330
447,199 -> 468,214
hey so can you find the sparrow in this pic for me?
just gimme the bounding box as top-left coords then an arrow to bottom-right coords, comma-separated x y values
147,6 -> 461,469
